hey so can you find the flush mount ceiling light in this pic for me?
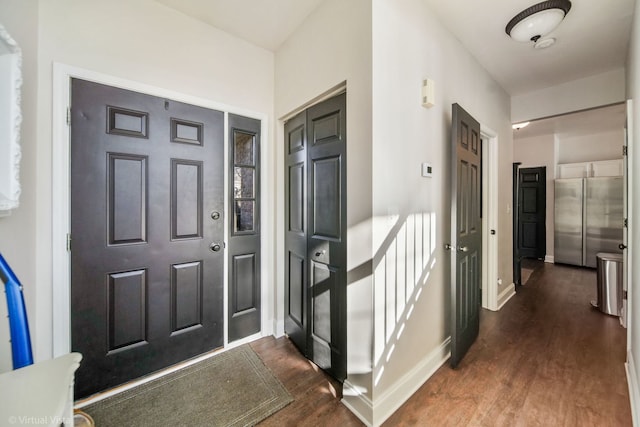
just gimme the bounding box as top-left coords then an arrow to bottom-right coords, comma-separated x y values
506,0 -> 572,43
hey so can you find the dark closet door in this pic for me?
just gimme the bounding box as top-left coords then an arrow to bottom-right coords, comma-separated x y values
518,167 -> 546,260
71,79 -> 224,398
284,93 -> 347,382
307,94 -> 347,381
284,110 -> 308,354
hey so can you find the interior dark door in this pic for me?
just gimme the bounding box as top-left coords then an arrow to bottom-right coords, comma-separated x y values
227,114 -> 261,342
284,110 -> 308,354
284,93 -> 347,382
71,79 -> 224,398
450,103 -> 482,368
307,94 -> 347,381
518,167 -> 546,260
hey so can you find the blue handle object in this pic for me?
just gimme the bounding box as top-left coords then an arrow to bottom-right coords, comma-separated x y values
0,252 -> 33,369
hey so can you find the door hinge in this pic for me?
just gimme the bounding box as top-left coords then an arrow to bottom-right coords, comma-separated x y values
66,107 -> 71,126
624,218 -> 628,228
623,146 -> 628,156
66,233 -> 72,252
624,290 -> 628,300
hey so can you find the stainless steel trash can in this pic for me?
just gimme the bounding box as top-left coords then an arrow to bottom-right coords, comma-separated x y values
593,252 -> 624,316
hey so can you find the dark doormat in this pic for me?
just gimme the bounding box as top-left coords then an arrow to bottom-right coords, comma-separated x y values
80,344 -> 292,427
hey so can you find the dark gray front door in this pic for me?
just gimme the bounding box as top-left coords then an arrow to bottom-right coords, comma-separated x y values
450,103 -> 482,368
284,93 -> 347,381
71,78 -> 224,398
227,114 -> 261,342
518,167 -> 546,260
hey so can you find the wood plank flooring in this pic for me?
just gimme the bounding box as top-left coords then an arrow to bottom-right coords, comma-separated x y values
253,261 -> 631,426
251,336 -> 362,426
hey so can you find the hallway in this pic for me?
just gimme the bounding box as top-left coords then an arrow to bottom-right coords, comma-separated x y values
384,262 -> 631,425
256,262 -> 631,425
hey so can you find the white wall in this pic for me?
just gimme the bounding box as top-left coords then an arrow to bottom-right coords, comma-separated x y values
512,68 -> 627,123
274,0 -> 374,418
369,0 -> 513,423
513,134 -> 556,261
625,0 -> 640,423
0,0 -> 39,373
557,129 -> 625,163
0,0 -> 276,364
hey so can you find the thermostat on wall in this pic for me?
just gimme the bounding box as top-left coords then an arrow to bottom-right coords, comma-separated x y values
421,162 -> 433,177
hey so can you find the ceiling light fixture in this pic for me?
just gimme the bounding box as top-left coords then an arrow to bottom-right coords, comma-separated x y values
512,122 -> 530,130
506,0 -> 572,43
534,37 -> 556,49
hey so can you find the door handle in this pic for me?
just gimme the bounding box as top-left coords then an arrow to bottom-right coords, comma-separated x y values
210,211 -> 221,220
210,242 -> 223,252
315,250 -> 326,257
619,243 -> 627,250
445,244 -> 454,251
457,246 -> 468,252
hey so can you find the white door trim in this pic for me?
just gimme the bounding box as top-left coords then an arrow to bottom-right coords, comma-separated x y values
51,63 -> 272,356
626,99 -> 634,339
480,125 -> 499,311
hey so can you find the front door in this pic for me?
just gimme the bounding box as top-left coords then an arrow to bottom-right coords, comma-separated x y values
518,167 -> 546,260
284,93 -> 347,381
71,79 -> 225,398
450,103 -> 482,368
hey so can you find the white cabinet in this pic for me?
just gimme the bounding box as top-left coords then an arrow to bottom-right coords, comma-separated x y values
557,162 -> 590,178
557,159 -> 623,179
591,159 -> 624,177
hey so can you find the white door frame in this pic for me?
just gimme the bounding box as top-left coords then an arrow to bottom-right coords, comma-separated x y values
51,63 -> 272,357
626,99 -> 634,339
481,125 -> 500,311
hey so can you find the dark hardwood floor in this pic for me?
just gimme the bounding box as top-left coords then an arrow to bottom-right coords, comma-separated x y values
253,262 -> 631,426
251,336 -> 362,426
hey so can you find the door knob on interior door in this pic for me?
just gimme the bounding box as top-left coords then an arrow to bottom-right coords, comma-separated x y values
457,246 -> 468,252
619,243 -> 627,250
210,243 -> 223,252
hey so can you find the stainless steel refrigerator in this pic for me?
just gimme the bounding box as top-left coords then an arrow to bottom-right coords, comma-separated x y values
554,177 -> 623,268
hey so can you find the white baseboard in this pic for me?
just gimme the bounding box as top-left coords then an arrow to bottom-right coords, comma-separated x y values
274,319 -> 285,338
497,284 -> 516,310
342,337 -> 451,426
342,381 -> 374,427
544,255 -> 554,263
626,351 -> 640,426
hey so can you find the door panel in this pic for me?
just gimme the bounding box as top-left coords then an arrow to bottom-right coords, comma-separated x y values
312,156 -> 341,239
284,111 -> 308,353
284,93 -> 347,382
71,78 -> 224,398
227,114 -> 261,342
584,177 -> 624,267
307,94 -> 347,381
554,178 -> 584,266
450,103 -> 482,369
518,167 -> 546,259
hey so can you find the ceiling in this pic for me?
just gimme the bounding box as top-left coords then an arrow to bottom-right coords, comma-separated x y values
513,103 -> 626,140
422,0 -> 635,95
155,0 -> 324,51
153,2 -> 630,154
157,0 -> 636,97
